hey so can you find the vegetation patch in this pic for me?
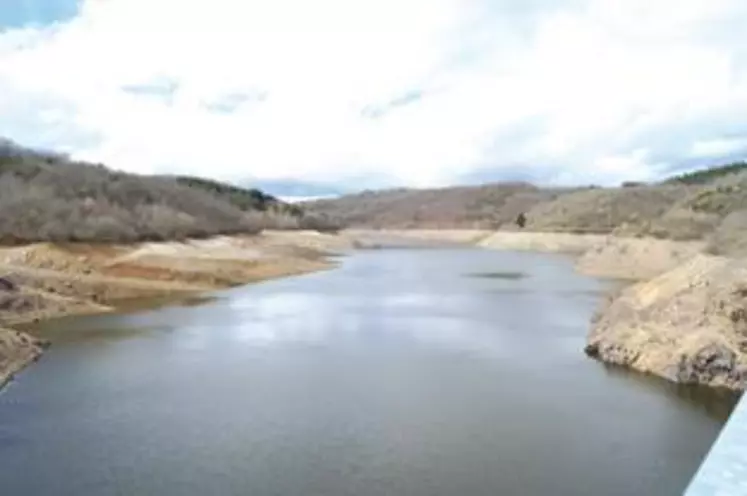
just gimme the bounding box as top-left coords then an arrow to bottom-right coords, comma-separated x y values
0,138 -> 343,244
665,161 -> 747,185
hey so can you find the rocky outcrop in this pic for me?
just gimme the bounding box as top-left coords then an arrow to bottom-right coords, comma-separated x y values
585,255 -> 747,390
0,327 -> 48,387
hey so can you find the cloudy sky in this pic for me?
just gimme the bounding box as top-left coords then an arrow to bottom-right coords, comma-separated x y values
1,0 -> 746,196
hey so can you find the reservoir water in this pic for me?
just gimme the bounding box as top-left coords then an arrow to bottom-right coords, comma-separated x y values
0,249 -> 738,495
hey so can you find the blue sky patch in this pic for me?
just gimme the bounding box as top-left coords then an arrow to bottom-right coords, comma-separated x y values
0,0 -> 80,30
361,89 -> 425,119
122,79 -> 180,105
203,91 -> 268,114
249,179 -> 349,198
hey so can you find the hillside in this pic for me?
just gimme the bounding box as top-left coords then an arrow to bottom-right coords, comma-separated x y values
307,165 -> 747,256
174,175 -> 340,232
0,139 -> 339,244
174,175 -> 284,212
306,182 -> 570,229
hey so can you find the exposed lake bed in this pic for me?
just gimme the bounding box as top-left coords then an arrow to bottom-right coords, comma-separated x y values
0,248 -> 739,495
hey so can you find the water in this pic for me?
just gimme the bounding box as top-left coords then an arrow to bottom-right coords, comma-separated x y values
0,249 -> 738,495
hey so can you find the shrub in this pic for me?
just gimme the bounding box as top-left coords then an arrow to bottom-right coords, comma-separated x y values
0,149 -> 263,243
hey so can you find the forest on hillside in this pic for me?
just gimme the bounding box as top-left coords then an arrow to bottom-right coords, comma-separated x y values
0,139 -> 339,244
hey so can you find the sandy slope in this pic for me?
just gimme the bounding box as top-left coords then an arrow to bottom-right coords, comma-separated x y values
345,229 -> 492,247
478,231 -> 606,254
575,237 -> 706,281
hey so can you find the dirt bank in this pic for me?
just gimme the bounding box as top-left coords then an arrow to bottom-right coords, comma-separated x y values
346,229 -> 491,248
478,231 -> 607,254
585,255 -> 747,390
575,237 -> 705,281
0,230 -> 350,388
476,231 -> 708,282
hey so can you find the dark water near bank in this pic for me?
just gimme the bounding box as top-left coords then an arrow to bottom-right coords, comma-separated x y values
0,249 -> 739,495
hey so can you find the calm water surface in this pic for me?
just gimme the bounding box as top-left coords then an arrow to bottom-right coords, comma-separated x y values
0,249 -> 739,495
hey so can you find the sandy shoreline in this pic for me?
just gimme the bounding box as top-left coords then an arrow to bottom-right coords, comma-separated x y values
0,230 -> 355,389
2,228 -> 743,391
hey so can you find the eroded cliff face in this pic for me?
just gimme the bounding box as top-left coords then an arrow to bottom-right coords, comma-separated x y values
585,255 -> 747,390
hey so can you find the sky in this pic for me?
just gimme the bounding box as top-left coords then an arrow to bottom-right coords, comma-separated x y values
0,0 -> 746,196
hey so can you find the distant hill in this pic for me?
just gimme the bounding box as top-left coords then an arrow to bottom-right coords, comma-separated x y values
305,182 -> 569,229
306,164 -> 747,256
0,139 -> 339,244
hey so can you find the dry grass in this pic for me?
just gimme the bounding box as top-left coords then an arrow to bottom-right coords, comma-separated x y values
310,168 -> 747,257
307,183 -> 566,229
522,185 -> 690,235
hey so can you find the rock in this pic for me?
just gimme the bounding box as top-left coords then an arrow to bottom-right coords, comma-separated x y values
676,344 -> 737,385
586,255 -> 747,390
583,342 -> 599,357
0,277 -> 16,292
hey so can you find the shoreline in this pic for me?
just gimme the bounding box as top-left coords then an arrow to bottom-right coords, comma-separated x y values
475,231 -> 746,391
0,230 -> 352,389
362,229 -> 746,391
2,228 -> 742,392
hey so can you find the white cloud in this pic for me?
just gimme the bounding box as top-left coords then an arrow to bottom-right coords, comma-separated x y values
0,0 -> 746,190
690,137 -> 747,158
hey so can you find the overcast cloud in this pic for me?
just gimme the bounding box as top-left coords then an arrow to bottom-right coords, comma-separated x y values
0,0 -> 746,193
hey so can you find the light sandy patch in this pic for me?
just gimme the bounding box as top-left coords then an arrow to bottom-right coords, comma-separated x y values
576,237 -> 706,281
478,232 -> 607,254
345,229 -> 492,247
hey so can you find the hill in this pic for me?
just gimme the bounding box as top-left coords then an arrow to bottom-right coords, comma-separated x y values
307,165 -> 747,256
0,139 -> 339,244
306,182 -> 570,229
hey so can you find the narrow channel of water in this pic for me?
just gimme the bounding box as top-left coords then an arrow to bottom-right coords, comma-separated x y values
0,249 -> 738,495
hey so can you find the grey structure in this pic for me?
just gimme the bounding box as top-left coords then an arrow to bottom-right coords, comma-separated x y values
684,393 -> 747,495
